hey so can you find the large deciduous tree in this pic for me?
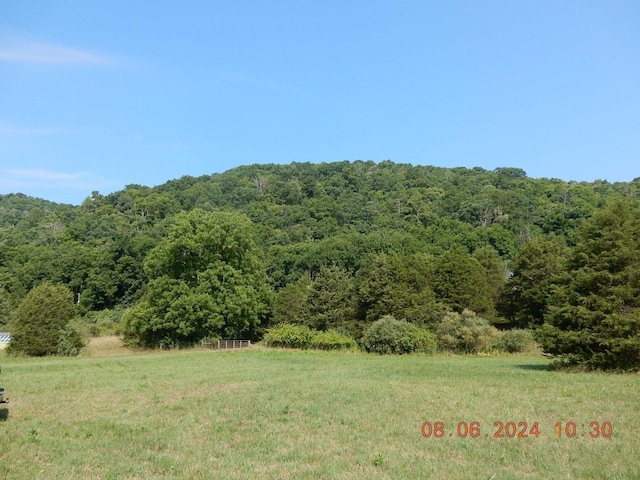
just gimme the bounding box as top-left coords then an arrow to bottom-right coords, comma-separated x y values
122,209 -> 272,347
536,198 -> 640,370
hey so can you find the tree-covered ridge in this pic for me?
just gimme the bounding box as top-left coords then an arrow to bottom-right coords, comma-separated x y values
155,162 -> 630,241
1,161 -> 639,368
0,161 -> 636,310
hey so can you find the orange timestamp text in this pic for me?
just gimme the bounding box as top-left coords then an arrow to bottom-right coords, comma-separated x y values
420,421 -> 613,439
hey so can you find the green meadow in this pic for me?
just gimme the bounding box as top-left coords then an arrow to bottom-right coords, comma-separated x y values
0,340 -> 638,479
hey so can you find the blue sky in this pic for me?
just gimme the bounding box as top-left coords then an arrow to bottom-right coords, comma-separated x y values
1,1 -> 639,205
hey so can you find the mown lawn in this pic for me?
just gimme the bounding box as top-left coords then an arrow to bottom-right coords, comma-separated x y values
0,343 -> 638,479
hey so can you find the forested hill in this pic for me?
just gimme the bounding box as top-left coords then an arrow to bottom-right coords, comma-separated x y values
2,160 -> 640,366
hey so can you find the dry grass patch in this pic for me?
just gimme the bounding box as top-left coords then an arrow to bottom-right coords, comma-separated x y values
81,335 -> 130,357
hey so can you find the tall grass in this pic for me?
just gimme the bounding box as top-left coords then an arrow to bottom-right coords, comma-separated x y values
0,348 -> 637,479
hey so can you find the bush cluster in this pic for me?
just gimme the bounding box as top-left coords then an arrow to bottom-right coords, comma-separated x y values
360,316 -> 438,354
263,324 -> 356,350
265,313 -> 538,356
492,329 -> 538,353
310,330 -> 358,350
436,310 -> 500,354
56,325 -> 85,356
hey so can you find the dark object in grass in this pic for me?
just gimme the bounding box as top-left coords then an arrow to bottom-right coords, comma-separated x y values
0,366 -> 6,404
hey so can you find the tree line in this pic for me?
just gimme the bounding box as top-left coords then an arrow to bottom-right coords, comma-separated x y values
1,161 -> 639,369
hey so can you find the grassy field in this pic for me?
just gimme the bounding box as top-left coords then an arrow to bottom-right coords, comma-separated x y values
0,338 -> 638,479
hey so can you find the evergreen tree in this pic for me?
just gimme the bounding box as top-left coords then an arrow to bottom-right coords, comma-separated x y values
537,198 -> 640,370
499,235 -> 567,328
355,252 -> 440,326
472,245 -> 508,320
431,248 -> 494,317
271,275 -> 312,326
8,282 -> 80,356
307,265 -> 357,332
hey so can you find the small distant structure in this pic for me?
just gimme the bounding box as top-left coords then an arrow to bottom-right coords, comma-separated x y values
201,339 -> 251,350
0,333 -> 10,350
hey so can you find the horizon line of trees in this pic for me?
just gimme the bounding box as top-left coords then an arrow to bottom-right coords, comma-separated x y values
1,161 -> 639,369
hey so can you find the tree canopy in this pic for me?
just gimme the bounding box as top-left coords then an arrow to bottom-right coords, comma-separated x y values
122,209 -> 272,347
1,162 -> 639,367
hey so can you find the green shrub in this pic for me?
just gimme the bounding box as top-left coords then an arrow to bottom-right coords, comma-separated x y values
263,324 -> 315,349
400,327 -> 438,354
492,329 -> 538,353
263,325 -> 357,351
361,315 -> 438,354
436,310 -> 500,354
310,330 -> 357,350
56,325 -> 85,356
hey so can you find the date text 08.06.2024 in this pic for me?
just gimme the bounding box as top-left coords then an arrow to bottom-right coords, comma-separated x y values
420,421 -> 613,439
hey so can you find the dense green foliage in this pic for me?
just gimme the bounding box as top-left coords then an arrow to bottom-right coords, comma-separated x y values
499,235 -> 567,327
262,324 -> 356,350
262,324 -> 315,349
310,329 -> 358,350
7,282 -> 82,356
360,315 -> 438,354
355,252 -> 441,327
1,161 -> 639,365
536,199 -> 640,370
121,209 -> 272,347
431,248 -> 495,317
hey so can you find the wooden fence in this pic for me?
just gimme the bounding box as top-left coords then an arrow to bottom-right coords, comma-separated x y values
201,340 -> 252,350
